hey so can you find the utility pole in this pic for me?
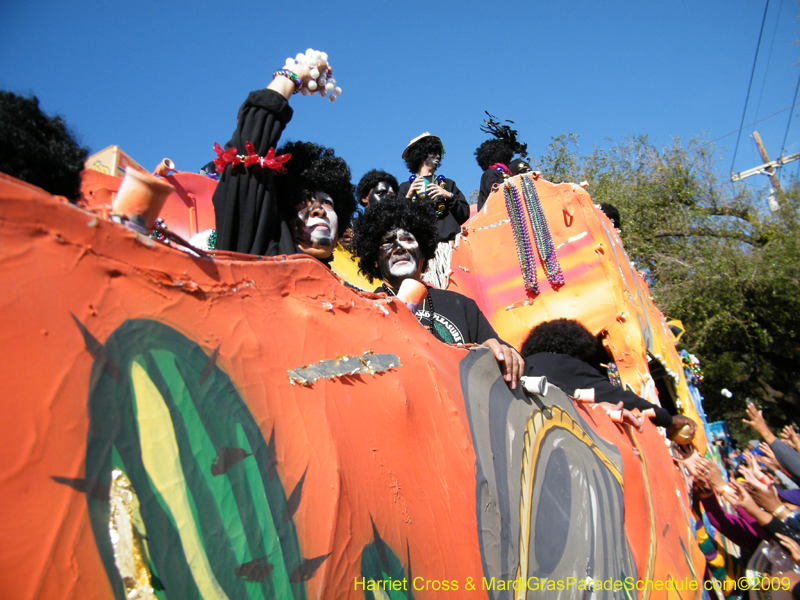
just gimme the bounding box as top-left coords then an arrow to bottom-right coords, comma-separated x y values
751,131 -> 781,192
731,130 -> 800,186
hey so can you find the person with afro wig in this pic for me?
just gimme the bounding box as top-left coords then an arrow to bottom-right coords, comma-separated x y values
521,318 -> 697,440
212,56 -> 354,261
352,196 -> 523,389
474,138 -> 514,211
0,91 -> 89,201
396,133 -> 469,243
356,169 -> 398,210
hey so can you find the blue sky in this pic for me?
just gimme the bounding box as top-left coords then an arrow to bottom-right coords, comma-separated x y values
2,0 -> 798,199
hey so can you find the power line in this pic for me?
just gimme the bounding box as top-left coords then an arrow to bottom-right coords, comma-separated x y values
689,100 -> 800,154
731,0 -> 771,175
780,68 -> 800,157
753,0 -> 783,124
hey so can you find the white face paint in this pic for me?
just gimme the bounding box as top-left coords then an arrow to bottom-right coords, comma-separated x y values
290,191 -> 339,258
378,228 -> 423,287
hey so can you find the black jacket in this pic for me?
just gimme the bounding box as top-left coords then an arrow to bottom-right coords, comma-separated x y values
524,352 -> 674,427
477,168 -> 505,211
397,176 -> 469,242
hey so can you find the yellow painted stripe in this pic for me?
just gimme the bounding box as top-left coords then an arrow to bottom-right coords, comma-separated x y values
131,361 -> 230,600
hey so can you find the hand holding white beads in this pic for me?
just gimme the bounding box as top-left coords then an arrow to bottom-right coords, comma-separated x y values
284,49 -> 342,102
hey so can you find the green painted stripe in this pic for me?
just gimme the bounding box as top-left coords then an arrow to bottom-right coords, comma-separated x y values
237,424 -> 292,599
85,320 -> 307,600
139,351 -> 250,600
131,359 -> 230,599
154,352 -> 265,600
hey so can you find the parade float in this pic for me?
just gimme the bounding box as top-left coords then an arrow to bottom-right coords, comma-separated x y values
0,157 -> 711,599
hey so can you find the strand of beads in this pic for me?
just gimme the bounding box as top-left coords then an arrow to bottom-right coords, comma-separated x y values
503,182 -> 538,293
284,48 -> 342,102
520,175 -> 565,289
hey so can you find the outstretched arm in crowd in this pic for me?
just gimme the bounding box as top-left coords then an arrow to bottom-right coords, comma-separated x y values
722,480 -> 800,542
692,458 -> 768,550
744,402 -> 800,485
781,425 -> 800,453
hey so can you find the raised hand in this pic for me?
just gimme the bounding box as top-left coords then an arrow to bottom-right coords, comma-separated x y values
776,534 -> 800,563
743,402 -> 776,443
780,425 -> 800,452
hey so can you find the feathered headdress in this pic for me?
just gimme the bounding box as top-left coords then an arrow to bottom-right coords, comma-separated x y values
480,112 -> 528,159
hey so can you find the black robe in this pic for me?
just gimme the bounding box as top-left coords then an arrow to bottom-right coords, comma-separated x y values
397,176 -> 469,242
212,89 -> 298,256
524,352 -> 674,427
477,168 -> 505,211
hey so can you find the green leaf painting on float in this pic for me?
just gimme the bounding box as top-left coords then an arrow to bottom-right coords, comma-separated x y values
83,319 -> 307,600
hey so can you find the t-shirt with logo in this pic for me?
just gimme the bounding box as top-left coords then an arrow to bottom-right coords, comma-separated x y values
377,285 -> 500,345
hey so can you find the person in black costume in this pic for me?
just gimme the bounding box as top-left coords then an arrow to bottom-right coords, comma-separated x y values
521,318 -> 697,440
0,91 -> 89,201
474,138 -> 514,211
599,203 -> 621,230
212,59 -> 355,260
339,169 -> 399,249
475,113 -> 530,211
352,196 -> 523,388
356,169 -> 398,210
396,133 -> 469,243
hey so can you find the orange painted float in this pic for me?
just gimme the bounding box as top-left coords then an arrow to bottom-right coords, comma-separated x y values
0,170 -> 705,599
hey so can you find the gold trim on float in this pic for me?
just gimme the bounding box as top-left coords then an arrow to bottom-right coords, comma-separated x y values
109,469 -> 157,600
514,405 -> 623,600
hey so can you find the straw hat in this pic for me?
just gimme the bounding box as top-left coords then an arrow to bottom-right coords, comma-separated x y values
401,132 -> 442,160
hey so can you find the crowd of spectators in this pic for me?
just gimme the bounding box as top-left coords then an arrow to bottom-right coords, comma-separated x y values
681,404 -> 800,596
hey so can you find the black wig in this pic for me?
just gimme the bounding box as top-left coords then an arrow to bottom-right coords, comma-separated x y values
599,203 -> 621,230
352,196 -> 438,282
274,141 -> 355,236
475,139 -> 514,171
0,91 -> 89,201
356,169 -> 399,201
403,136 -> 444,174
520,319 -> 599,362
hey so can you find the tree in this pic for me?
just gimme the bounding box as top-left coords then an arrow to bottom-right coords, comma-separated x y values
532,134 -> 800,436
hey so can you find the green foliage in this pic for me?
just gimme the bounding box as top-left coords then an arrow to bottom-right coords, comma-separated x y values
532,134 -> 800,434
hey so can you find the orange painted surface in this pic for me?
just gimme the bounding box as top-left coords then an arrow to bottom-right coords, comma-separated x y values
0,173 -> 704,599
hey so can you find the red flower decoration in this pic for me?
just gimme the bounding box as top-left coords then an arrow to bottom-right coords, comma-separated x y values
261,147 -> 291,174
243,142 -> 261,167
211,142 -> 290,174
213,142 -> 241,172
